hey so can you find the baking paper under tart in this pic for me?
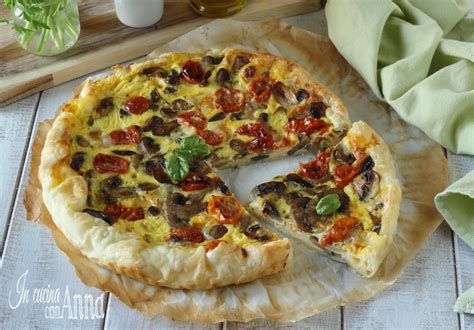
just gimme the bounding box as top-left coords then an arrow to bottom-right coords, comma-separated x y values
24,19 -> 448,323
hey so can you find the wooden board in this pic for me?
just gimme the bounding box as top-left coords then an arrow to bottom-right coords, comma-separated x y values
0,0 -> 322,107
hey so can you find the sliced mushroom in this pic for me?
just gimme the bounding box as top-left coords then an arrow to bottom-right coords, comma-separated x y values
208,224 -> 228,239
263,200 -> 280,219
139,137 -> 160,154
254,181 -> 286,196
142,116 -> 164,132
102,175 -> 123,191
189,158 -> 212,174
164,192 -> 207,229
309,101 -> 327,119
272,82 -> 298,107
209,112 -> 226,122
160,107 -> 177,118
359,156 -> 375,172
108,187 -> 137,199
137,182 -> 159,191
83,209 -> 114,225
140,66 -> 167,77
285,173 -> 313,188
352,170 -> 380,201
76,135 -> 90,147
243,66 -> 256,80
170,99 -> 193,112
202,55 -> 223,65
97,97 -> 114,117
333,146 -> 355,165
112,150 -> 136,156
70,152 -> 85,171
165,69 -> 180,85
244,223 -> 271,241
286,139 -> 309,156
229,139 -> 248,153
216,68 -> 231,86
232,55 -> 250,72
152,120 -> 180,136
289,196 -> 326,232
295,89 -> 310,103
150,89 -> 161,103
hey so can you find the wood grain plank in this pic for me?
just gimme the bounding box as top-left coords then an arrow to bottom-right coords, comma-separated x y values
0,94 -> 39,256
104,295 -> 222,330
343,222 -> 458,329
224,308 -> 341,330
0,0 -> 322,106
0,83 -> 106,329
455,236 -> 474,330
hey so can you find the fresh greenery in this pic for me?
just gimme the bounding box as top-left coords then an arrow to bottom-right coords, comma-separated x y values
165,136 -> 210,183
0,0 -> 79,54
315,194 -> 341,215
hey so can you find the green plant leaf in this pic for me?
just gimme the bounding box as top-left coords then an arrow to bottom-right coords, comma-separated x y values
165,154 -> 189,183
315,194 -> 341,215
180,136 -> 209,158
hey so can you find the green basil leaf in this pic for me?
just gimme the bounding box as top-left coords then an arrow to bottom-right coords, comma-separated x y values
180,136 -> 209,158
165,154 -> 189,183
315,194 -> 341,215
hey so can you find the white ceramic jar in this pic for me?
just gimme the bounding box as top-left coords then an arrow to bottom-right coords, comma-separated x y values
114,0 -> 164,28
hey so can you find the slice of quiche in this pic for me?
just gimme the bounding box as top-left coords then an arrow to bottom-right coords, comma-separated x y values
248,121 -> 401,278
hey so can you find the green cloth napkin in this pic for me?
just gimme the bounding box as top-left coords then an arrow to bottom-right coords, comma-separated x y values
326,0 -> 474,314
455,287 -> 474,314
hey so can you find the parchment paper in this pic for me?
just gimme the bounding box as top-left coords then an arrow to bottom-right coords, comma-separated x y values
24,19 -> 449,323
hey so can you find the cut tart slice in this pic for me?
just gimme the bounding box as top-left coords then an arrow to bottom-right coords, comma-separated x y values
248,121 -> 401,278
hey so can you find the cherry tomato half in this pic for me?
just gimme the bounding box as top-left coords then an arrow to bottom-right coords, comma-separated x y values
235,123 -> 274,152
93,153 -> 130,174
320,217 -> 359,248
179,173 -> 215,191
177,111 -> 207,130
104,204 -> 144,221
123,96 -> 150,115
333,164 -> 359,188
204,240 -> 225,251
249,76 -> 274,103
165,226 -> 205,243
286,118 -> 329,136
199,129 -> 224,145
182,60 -> 205,84
214,87 -> 245,113
108,125 -> 141,145
299,149 -> 331,179
208,195 -> 243,224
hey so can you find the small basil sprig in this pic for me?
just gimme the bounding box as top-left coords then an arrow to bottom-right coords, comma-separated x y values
315,194 -> 341,215
165,136 -> 209,183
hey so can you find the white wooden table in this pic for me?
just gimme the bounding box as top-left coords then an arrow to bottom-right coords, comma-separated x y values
1,9 -> 473,330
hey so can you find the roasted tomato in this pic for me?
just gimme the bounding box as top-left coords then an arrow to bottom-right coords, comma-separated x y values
179,173 -> 215,191
199,129 -> 224,145
123,96 -> 150,115
333,164 -> 359,188
286,118 -> 329,136
165,226 -> 205,243
182,60 -> 205,84
299,149 -> 331,179
104,204 -> 144,221
214,87 -> 245,113
236,123 -> 274,152
249,76 -> 274,103
204,240 -> 225,251
208,195 -> 243,224
320,217 -> 359,247
108,125 -> 141,145
177,111 -> 207,130
93,153 -> 130,174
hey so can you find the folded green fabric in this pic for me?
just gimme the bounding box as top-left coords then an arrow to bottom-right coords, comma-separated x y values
326,0 -> 473,154
326,0 -> 474,313
455,286 -> 474,314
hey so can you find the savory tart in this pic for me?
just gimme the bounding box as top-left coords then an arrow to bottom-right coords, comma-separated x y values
39,49 -> 352,289
249,121 -> 401,278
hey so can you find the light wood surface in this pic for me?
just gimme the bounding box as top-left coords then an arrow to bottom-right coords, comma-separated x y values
0,0 -> 321,107
1,7 -> 473,330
